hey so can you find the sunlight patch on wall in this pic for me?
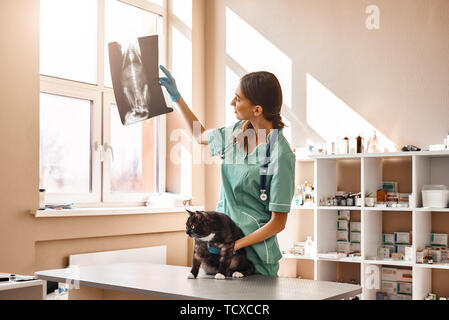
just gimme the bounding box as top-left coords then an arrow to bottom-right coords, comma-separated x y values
306,73 -> 397,152
225,7 -> 292,109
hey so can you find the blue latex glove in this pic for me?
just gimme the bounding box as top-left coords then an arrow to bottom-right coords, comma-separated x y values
159,65 -> 181,102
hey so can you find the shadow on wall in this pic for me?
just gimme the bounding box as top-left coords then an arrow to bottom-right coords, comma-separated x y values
223,6 -> 397,151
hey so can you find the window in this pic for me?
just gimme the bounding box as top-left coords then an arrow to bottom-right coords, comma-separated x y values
39,0 -> 166,205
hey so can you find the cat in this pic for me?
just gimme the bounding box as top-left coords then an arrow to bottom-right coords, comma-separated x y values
185,209 -> 255,280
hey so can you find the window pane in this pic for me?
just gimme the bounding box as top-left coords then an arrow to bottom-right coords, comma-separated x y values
40,93 -> 92,193
104,0 -> 161,87
40,0 -> 98,83
110,104 -> 155,193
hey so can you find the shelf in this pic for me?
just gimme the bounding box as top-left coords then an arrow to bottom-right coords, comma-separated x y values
308,150 -> 449,160
317,257 -> 362,264
363,207 -> 412,212
291,205 -> 316,210
414,263 -> 449,270
282,253 -> 315,261
363,259 -> 413,267
317,206 -> 362,211
285,147 -> 449,299
415,207 -> 449,212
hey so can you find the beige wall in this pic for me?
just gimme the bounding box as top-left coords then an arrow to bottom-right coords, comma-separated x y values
0,0 -> 206,275
204,0 -> 449,210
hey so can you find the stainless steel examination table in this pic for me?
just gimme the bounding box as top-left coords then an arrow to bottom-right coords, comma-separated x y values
35,263 -> 362,300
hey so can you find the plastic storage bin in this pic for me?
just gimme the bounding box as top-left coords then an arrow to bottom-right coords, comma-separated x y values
422,185 -> 449,208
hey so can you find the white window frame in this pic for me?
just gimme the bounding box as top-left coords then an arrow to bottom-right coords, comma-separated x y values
40,0 -> 170,206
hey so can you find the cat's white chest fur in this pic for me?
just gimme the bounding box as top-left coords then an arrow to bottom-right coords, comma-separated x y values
197,233 -> 215,242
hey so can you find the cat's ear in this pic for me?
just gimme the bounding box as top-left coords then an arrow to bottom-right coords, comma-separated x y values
186,209 -> 195,216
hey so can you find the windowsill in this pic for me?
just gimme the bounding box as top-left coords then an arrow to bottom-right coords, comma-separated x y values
31,205 -> 204,218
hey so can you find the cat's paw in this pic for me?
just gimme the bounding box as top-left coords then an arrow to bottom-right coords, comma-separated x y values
214,273 -> 226,280
187,272 -> 196,279
232,272 -> 244,278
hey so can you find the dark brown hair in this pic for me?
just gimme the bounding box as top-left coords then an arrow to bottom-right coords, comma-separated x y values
240,71 -> 285,130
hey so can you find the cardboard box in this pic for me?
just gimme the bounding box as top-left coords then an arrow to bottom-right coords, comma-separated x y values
392,253 -> 404,260
405,246 -> 413,261
384,245 -> 395,256
337,220 -> 349,231
378,247 -> 390,259
381,281 -> 397,295
394,232 -> 410,244
350,242 -> 361,253
383,234 -> 395,245
350,222 -> 361,232
395,245 -> 411,255
396,269 -> 412,283
431,233 -> 448,247
350,231 -> 361,243
337,230 -> 349,241
382,267 -> 398,282
337,241 -> 351,253
389,293 -> 412,300
397,282 -> 412,295
337,210 -> 350,221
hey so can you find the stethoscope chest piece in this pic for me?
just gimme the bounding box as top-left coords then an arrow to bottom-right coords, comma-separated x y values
260,190 -> 268,201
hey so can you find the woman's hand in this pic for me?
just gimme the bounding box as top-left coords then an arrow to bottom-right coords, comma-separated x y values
159,65 -> 181,102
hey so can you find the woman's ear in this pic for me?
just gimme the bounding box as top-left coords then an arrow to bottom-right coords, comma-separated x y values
253,105 -> 263,116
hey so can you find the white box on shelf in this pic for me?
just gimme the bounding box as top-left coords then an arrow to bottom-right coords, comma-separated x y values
350,231 -> 361,243
350,222 -> 361,232
383,245 -> 395,256
337,220 -> 349,231
377,247 -> 390,259
422,185 -> 449,208
395,245 -> 411,255
381,267 -> 398,282
337,231 -> 349,241
381,281 -> 397,295
389,293 -> 412,300
350,242 -> 361,253
431,233 -> 448,247
337,241 -> 351,254
397,282 -> 412,295
337,210 -> 350,221
396,269 -> 413,283
404,246 -> 413,261
383,234 -> 395,245
394,232 -> 410,245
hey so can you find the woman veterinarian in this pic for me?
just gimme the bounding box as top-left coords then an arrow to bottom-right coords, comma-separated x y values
160,65 -> 295,276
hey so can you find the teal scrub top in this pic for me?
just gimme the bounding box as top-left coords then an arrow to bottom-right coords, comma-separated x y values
207,120 -> 296,276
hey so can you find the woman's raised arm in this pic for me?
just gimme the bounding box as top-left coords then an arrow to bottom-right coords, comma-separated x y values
159,65 -> 209,145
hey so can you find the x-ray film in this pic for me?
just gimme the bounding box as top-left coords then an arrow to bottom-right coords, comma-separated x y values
108,35 -> 173,125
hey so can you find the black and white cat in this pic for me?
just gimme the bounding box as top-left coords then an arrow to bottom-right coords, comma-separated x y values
185,210 -> 254,280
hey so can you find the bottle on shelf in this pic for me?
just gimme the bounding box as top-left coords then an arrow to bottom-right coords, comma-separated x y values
294,186 -> 303,207
343,136 -> 349,154
356,134 -> 362,153
366,130 -> 381,153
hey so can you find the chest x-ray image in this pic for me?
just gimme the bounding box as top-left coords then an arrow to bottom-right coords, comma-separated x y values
108,35 -> 173,125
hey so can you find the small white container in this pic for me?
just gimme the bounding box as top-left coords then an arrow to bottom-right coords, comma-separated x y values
39,189 -> 46,210
422,185 -> 449,208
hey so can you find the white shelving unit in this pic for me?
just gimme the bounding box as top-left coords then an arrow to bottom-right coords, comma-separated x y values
280,150 -> 449,300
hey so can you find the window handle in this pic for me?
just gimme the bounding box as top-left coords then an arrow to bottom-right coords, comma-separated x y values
104,142 -> 115,162
95,142 -> 105,162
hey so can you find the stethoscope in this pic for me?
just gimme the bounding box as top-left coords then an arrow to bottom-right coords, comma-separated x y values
218,130 -> 278,201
